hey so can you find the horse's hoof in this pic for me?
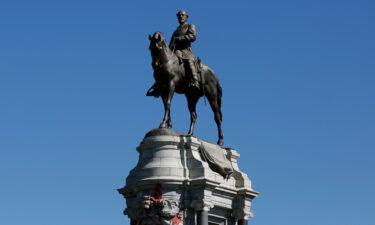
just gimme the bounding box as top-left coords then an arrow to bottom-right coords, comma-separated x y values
159,123 -> 167,129
217,139 -> 223,146
187,132 -> 193,136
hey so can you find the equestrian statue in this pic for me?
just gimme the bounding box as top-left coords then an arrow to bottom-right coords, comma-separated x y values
146,10 -> 224,145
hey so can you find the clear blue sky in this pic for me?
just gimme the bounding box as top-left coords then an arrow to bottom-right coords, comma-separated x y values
1,0 -> 374,225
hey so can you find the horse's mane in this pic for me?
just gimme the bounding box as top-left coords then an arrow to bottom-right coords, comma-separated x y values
153,32 -> 166,42
151,31 -> 175,57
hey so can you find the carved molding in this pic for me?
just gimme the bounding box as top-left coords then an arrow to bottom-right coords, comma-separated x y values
232,209 -> 253,220
190,200 -> 214,211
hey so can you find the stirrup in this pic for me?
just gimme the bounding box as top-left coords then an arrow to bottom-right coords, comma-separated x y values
146,88 -> 159,97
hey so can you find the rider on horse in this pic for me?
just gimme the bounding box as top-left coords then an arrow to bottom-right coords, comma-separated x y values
147,10 -> 199,97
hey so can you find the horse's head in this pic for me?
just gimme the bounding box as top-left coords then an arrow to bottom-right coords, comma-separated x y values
148,32 -> 176,70
148,32 -> 167,54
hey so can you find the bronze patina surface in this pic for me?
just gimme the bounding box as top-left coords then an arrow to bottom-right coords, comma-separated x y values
146,11 -> 224,145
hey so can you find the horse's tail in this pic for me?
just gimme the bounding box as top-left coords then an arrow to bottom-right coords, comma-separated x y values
217,82 -> 223,122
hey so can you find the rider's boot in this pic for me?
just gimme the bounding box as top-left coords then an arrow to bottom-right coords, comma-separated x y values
146,83 -> 160,98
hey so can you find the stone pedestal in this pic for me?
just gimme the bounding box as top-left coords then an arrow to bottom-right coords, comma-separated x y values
118,128 -> 258,225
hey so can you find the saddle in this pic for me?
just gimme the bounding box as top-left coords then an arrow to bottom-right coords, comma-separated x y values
178,57 -> 202,72
177,57 -> 203,83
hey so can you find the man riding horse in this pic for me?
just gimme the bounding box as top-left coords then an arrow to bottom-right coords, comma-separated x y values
146,11 -> 224,145
147,10 -> 199,97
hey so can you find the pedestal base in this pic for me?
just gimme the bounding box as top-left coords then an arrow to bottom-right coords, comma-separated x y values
118,128 -> 258,225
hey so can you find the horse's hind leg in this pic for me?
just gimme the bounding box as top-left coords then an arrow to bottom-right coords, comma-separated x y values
167,110 -> 172,128
208,95 -> 223,146
186,94 -> 199,135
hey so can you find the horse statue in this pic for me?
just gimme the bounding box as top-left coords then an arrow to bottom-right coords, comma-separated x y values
147,32 -> 224,145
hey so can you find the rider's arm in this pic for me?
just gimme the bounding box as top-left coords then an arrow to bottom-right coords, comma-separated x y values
176,24 -> 196,43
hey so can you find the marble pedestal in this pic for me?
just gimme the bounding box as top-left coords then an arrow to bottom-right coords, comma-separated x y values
118,129 -> 258,225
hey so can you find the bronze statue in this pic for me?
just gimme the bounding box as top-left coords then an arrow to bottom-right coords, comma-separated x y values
146,10 -> 224,145
170,10 -> 199,88
147,10 -> 198,97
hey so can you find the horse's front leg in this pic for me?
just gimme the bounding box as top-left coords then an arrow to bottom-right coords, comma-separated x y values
159,85 -> 175,129
159,94 -> 169,128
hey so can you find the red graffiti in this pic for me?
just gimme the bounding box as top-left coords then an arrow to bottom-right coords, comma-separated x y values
171,213 -> 182,225
138,184 -> 183,225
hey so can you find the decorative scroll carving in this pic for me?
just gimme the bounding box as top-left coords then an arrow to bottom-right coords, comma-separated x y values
231,195 -> 253,220
159,199 -> 180,218
126,184 -> 183,225
232,209 -> 253,220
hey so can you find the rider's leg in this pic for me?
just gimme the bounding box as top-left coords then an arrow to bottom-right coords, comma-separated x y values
187,60 -> 199,87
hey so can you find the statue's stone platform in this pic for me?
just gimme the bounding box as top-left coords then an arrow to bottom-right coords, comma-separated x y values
118,128 -> 258,225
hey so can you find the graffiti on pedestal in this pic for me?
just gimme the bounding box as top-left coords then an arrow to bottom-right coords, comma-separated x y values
136,184 -> 183,225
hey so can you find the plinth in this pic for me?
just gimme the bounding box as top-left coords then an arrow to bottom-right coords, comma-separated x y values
118,128 -> 258,225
